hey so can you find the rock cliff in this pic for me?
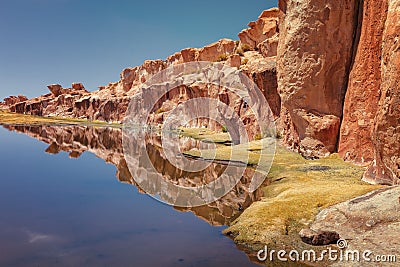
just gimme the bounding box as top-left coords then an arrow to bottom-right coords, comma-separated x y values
277,0 -> 358,158
277,0 -> 399,185
1,3 -> 400,185
2,11 -> 279,137
363,0 -> 400,185
339,0 -> 388,165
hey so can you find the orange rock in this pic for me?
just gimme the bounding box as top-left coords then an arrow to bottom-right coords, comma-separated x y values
277,0 -> 358,158
197,39 -> 236,62
226,54 -> 241,68
238,8 -> 279,50
71,82 -> 85,91
4,10 -> 280,140
339,0 -> 388,165
47,84 -> 63,97
364,0 -> 400,185
3,95 -> 28,107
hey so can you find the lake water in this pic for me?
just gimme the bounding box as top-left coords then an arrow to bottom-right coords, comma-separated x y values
0,125 -> 261,267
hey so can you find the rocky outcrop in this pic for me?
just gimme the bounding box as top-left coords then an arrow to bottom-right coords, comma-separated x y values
238,8 -> 279,57
2,4 -> 399,185
363,0 -> 400,185
1,10 -> 280,131
277,0 -> 359,158
47,84 -> 63,97
303,186 -> 400,264
2,95 -> 27,107
276,0 -> 399,185
339,0 -> 388,165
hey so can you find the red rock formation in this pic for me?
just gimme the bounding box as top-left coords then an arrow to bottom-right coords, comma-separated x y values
363,0 -> 400,185
339,0 -> 388,165
276,0 -> 399,184
2,95 -> 27,107
277,0 -> 359,158
47,84 -> 63,97
238,7 -> 279,56
2,4 -> 400,186
2,10 -> 280,128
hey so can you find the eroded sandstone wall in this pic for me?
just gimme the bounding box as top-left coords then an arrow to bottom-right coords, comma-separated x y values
363,0 -> 400,185
339,0 -> 388,165
277,0 -> 359,158
277,0 -> 399,184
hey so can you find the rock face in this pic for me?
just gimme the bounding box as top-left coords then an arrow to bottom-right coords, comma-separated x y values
276,0 -> 399,184
277,0 -> 358,158
363,0 -> 400,185
339,0 -> 388,165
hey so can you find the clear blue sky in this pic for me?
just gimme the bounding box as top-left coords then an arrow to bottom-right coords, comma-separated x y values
0,0 -> 277,98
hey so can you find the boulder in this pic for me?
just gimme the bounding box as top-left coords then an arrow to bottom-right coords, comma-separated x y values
304,187 -> 400,258
299,228 -> 340,246
71,82 -> 85,91
47,84 -> 63,97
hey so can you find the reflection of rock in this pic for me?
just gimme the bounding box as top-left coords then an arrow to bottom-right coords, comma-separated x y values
122,125 -> 267,208
304,187 -> 400,262
3,125 -> 264,226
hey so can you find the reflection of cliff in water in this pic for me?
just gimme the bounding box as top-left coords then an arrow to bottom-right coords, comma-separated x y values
3,124 -> 265,226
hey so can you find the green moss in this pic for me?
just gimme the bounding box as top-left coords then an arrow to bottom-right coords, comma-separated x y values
0,111 -> 122,127
181,133 -> 384,251
217,53 -> 229,62
179,127 -> 232,144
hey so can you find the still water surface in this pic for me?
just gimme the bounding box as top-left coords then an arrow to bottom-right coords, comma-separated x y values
0,125 -> 260,267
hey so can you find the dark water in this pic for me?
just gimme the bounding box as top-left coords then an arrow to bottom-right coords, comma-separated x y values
0,125 -> 261,267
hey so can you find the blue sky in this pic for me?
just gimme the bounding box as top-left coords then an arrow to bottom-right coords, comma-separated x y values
0,0 -> 277,98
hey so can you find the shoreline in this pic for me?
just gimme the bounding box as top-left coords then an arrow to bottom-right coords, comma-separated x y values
0,112 -> 394,266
